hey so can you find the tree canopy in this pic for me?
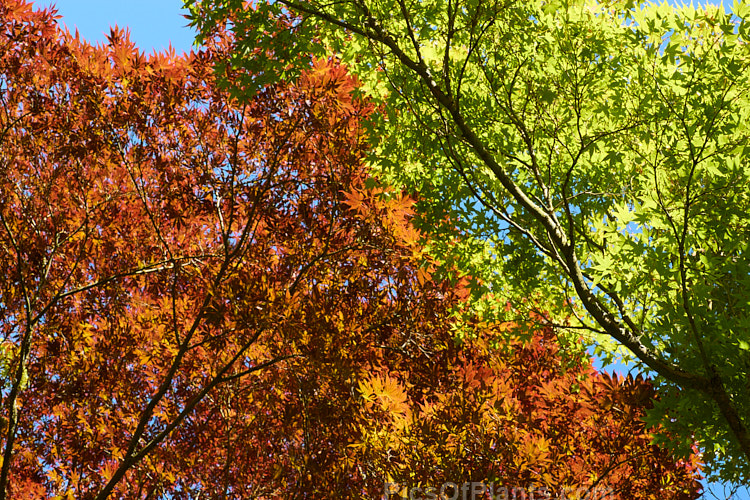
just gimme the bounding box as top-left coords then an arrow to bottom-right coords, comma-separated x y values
0,1 -> 705,497
188,0 -> 750,483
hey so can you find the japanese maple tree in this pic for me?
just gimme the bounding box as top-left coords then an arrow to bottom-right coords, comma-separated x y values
0,1 -> 380,495
0,1 -> 701,498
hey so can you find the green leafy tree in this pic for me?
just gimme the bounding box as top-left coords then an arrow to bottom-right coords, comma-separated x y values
188,0 -> 750,483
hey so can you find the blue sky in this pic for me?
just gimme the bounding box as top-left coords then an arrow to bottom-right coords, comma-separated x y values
43,0 -> 196,53
37,0 -> 750,497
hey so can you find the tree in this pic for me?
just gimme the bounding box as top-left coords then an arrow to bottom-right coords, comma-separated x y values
187,0 -> 750,482
0,2 -> 381,495
0,1 -> 702,497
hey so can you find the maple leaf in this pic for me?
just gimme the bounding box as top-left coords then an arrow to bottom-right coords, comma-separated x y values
341,188 -> 366,214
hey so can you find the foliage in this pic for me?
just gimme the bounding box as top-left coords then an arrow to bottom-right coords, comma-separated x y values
0,1 -> 705,497
0,2 -> 375,495
188,0 -> 750,482
354,320 -> 703,499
